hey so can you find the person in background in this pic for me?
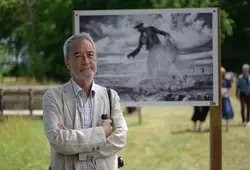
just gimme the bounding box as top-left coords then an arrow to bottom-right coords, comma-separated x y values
125,107 -> 141,116
191,106 -> 210,132
236,64 -> 250,127
221,67 -> 234,132
126,107 -> 137,115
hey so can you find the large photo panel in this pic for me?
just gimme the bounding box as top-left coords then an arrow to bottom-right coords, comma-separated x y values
74,8 -> 219,106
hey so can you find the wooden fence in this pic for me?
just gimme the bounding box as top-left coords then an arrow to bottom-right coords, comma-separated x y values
0,85 -> 57,116
0,85 -> 142,124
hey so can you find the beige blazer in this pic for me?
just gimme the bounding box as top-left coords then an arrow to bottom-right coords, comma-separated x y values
42,81 -> 128,170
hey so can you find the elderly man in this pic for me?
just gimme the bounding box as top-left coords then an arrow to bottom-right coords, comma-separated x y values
42,32 -> 128,170
236,64 -> 250,127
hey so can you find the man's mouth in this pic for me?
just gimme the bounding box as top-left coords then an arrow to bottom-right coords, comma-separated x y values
80,68 -> 91,71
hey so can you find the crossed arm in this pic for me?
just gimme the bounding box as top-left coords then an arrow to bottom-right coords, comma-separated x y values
42,90 -> 128,159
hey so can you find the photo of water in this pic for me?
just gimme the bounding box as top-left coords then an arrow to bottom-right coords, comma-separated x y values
75,9 -> 218,106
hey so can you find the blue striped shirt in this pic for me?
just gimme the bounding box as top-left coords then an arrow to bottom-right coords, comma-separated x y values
71,79 -> 96,170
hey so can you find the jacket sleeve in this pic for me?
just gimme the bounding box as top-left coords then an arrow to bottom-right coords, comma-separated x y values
42,90 -> 107,155
152,26 -> 170,37
79,90 -> 128,160
127,36 -> 143,57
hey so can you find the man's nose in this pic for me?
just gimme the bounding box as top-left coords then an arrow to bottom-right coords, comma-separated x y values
81,55 -> 89,65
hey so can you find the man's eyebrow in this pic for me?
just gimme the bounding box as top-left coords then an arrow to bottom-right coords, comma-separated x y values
73,50 -> 94,56
73,52 -> 81,55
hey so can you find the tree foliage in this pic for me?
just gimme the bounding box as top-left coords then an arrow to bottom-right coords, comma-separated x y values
0,0 -> 247,82
220,0 -> 250,73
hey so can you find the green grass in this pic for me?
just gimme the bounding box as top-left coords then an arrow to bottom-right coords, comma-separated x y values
0,117 -> 50,170
1,100 -> 250,170
1,78 -> 250,170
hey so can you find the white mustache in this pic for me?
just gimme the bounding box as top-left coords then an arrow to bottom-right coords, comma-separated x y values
80,68 -> 92,71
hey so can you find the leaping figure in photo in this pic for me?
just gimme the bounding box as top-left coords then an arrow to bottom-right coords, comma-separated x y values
127,22 -> 186,83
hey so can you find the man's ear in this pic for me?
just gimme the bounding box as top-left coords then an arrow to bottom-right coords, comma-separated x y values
64,59 -> 70,69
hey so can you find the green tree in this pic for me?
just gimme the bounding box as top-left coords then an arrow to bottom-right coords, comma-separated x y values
220,0 -> 250,73
0,0 -> 236,82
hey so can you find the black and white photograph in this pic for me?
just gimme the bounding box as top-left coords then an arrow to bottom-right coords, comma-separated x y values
74,8 -> 219,106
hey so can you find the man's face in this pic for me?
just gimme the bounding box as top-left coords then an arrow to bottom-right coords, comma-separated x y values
243,67 -> 249,75
65,38 -> 97,81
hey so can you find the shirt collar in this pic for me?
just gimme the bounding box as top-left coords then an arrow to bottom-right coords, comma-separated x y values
71,78 -> 96,97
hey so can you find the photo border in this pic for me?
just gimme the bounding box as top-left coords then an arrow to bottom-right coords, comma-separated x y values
73,8 -> 219,106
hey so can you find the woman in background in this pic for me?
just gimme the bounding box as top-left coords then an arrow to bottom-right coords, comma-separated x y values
221,67 -> 234,132
191,106 -> 210,132
126,107 -> 137,115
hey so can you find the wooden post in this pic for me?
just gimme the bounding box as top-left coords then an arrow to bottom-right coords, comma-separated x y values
0,89 -> 7,122
0,89 -> 3,115
29,88 -> 33,116
210,7 -> 222,170
137,107 -> 142,124
210,106 -> 222,170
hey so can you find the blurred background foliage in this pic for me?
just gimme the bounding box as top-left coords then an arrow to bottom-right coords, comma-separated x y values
0,0 -> 249,83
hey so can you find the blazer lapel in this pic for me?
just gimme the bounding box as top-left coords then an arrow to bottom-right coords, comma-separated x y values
92,97 -> 101,127
62,81 -> 104,128
63,81 -> 77,129
92,87 -> 105,127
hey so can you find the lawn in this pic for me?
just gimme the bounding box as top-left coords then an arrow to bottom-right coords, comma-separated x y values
1,99 -> 250,170
1,78 -> 250,170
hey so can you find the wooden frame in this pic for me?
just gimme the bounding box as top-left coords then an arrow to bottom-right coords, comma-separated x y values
210,7 -> 222,170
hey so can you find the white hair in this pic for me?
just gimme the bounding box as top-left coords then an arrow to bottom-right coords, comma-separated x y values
63,32 -> 96,59
242,64 -> 250,69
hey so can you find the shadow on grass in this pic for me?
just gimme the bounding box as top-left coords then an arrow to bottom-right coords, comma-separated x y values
127,121 -> 143,127
172,123 -> 245,135
223,123 -> 243,128
171,128 -> 210,134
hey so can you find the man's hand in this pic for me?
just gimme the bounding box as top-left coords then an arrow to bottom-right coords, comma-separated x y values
103,119 -> 113,137
57,122 -> 66,130
127,54 -> 134,59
